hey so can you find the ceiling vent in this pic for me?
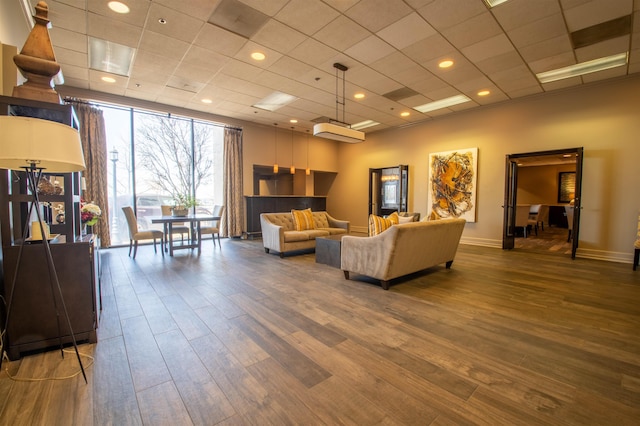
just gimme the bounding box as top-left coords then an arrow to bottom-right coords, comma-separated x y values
383,87 -> 419,102
312,63 -> 365,143
570,15 -> 632,49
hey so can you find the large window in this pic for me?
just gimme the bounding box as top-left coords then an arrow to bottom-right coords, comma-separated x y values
101,104 -> 224,246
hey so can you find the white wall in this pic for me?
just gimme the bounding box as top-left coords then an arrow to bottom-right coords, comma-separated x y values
330,75 -> 640,263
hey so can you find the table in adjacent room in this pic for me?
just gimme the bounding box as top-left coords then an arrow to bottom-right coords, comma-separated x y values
151,214 -> 219,256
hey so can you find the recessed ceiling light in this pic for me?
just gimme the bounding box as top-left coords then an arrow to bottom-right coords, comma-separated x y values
108,1 -> 130,14
251,52 -> 266,61
413,95 -> 471,113
563,154 -> 572,158
536,52 -> 628,83
484,0 -> 510,7
201,98 -> 213,104
439,60 -> 454,68
158,18 -> 167,24
252,91 -> 297,111
350,120 -> 379,130
290,119 -> 298,123
400,111 -> 410,117
101,76 -> 116,83
477,90 -> 490,96
354,92 -> 365,99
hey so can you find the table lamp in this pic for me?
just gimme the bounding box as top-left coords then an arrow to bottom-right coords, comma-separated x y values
0,115 -> 87,381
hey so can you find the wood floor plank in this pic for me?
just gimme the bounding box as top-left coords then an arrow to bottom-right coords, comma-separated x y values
230,314 -> 332,388
120,315 -> 172,392
1,241 -> 638,425
154,329 -> 235,425
92,336 -> 142,425
137,380 -> 193,426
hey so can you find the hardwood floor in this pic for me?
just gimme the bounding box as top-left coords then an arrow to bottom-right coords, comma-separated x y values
1,238 -> 639,425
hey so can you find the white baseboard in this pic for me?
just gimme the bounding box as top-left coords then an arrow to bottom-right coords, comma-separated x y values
460,237 -> 502,249
575,248 -> 633,264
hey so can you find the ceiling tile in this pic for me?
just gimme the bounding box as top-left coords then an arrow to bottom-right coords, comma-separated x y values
252,18 -> 307,53
376,13 -> 436,50
492,0 -> 562,32
274,0 -> 340,36
153,0 -> 221,19
461,34 -> 515,63
138,30 -> 191,60
442,12 -> 502,49
86,13 -> 143,48
193,23 -> 248,57
563,0 -> 633,31
417,0 -> 486,31
312,15 -> 370,52
345,0 -> 413,32
344,35 -> 396,64
145,3 -> 205,43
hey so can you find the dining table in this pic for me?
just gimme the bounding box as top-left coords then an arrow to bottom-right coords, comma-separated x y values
151,214 -> 220,256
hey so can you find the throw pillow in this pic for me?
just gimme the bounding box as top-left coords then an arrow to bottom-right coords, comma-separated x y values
398,214 -> 414,224
369,213 -> 399,236
291,208 -> 315,231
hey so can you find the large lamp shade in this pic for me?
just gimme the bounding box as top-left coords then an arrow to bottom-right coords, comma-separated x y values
0,116 -> 85,172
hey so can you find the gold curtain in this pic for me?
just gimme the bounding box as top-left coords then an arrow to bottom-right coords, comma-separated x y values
68,101 -> 111,247
222,127 -> 244,237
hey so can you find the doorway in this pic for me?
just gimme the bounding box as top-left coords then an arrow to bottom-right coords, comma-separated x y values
503,148 -> 583,258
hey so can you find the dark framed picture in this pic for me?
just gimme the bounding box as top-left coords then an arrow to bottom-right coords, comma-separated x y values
558,172 -> 576,203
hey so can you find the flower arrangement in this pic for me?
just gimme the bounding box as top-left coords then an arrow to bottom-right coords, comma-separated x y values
173,194 -> 198,209
81,200 -> 102,226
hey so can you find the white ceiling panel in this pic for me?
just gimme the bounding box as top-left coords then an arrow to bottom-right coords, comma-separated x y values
12,0 -> 633,135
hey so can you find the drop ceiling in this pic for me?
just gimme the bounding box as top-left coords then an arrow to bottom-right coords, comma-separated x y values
24,0 -> 640,133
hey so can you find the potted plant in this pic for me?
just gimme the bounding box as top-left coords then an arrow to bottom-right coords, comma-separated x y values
172,194 -> 198,217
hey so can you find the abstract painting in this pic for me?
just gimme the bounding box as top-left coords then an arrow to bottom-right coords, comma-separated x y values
428,147 -> 478,222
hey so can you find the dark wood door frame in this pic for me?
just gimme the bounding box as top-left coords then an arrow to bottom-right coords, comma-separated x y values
503,147 -> 583,258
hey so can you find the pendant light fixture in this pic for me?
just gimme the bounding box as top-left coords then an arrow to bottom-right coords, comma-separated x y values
273,123 -> 278,173
305,130 -> 310,175
290,127 -> 295,174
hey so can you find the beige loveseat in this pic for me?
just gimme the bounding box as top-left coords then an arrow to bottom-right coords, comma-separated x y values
341,218 -> 466,290
260,211 -> 350,257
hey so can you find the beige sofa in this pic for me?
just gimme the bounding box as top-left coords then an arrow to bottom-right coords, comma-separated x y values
341,218 -> 466,290
260,211 -> 350,257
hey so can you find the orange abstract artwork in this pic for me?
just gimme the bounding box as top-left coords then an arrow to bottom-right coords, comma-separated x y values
428,148 -> 478,222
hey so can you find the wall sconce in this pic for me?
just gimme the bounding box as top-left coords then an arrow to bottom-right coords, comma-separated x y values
290,127 -> 295,174
305,130 -> 310,175
273,123 -> 278,173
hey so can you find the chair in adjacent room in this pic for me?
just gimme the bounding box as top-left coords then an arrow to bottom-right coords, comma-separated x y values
565,205 -> 574,242
161,205 -> 190,247
122,206 -> 164,259
634,212 -> 640,271
528,204 -> 541,236
515,204 -> 531,238
201,205 -> 224,247
536,204 -> 550,232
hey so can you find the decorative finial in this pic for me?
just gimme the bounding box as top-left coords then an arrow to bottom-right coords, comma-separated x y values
12,1 -> 62,103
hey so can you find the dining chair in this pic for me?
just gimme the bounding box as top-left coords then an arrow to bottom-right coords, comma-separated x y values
527,204 -> 541,236
122,206 -> 164,259
536,204 -> 550,231
201,205 -> 224,247
160,205 -> 190,247
565,205 -> 574,242
515,205 -> 531,238
634,212 -> 639,271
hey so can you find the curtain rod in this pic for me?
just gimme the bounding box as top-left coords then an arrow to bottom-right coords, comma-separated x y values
64,96 -> 242,131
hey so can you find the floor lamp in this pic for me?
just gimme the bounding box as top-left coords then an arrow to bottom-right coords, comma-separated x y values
0,116 -> 87,382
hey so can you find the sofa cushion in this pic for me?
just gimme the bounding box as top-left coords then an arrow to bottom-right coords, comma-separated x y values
369,212 -> 399,236
283,231 -> 312,243
320,227 -> 348,235
398,214 -> 414,224
304,229 -> 331,239
292,208 -> 315,231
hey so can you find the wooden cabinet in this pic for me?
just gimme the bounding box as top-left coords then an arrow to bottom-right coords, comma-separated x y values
2,236 -> 99,360
0,96 -> 99,360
